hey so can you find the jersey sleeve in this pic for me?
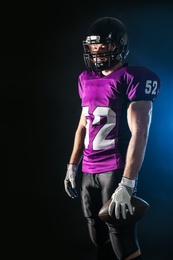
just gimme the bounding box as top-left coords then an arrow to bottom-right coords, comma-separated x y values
78,75 -> 83,99
124,66 -> 161,102
78,71 -> 87,100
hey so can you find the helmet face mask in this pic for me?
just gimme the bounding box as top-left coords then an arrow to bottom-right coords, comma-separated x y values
84,41 -> 115,71
83,17 -> 129,72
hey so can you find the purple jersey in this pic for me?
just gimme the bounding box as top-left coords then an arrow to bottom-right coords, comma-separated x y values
78,64 -> 160,174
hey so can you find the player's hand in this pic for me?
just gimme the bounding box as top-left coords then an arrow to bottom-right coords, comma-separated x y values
108,177 -> 135,219
64,164 -> 78,199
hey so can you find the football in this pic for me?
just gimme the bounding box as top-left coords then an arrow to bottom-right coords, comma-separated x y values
98,196 -> 149,227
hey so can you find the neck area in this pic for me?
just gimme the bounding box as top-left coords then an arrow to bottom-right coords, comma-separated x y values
101,61 -> 123,76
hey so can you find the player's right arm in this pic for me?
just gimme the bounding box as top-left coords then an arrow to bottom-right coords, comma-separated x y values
69,110 -> 86,165
64,110 -> 86,198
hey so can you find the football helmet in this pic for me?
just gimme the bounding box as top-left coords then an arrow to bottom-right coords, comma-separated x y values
83,17 -> 129,72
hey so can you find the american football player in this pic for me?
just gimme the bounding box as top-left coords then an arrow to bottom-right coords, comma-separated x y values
64,17 -> 160,260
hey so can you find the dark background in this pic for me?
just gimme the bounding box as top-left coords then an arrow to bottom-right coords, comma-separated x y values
2,1 -> 173,259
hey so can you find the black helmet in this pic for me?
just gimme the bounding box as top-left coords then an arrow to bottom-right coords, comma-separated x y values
83,17 -> 129,72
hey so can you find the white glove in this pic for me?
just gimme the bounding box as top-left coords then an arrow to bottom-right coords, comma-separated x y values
108,177 -> 135,219
64,164 -> 78,199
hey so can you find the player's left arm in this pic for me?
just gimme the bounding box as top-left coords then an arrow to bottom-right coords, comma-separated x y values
123,100 -> 153,180
108,100 -> 153,219
108,67 -> 160,219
